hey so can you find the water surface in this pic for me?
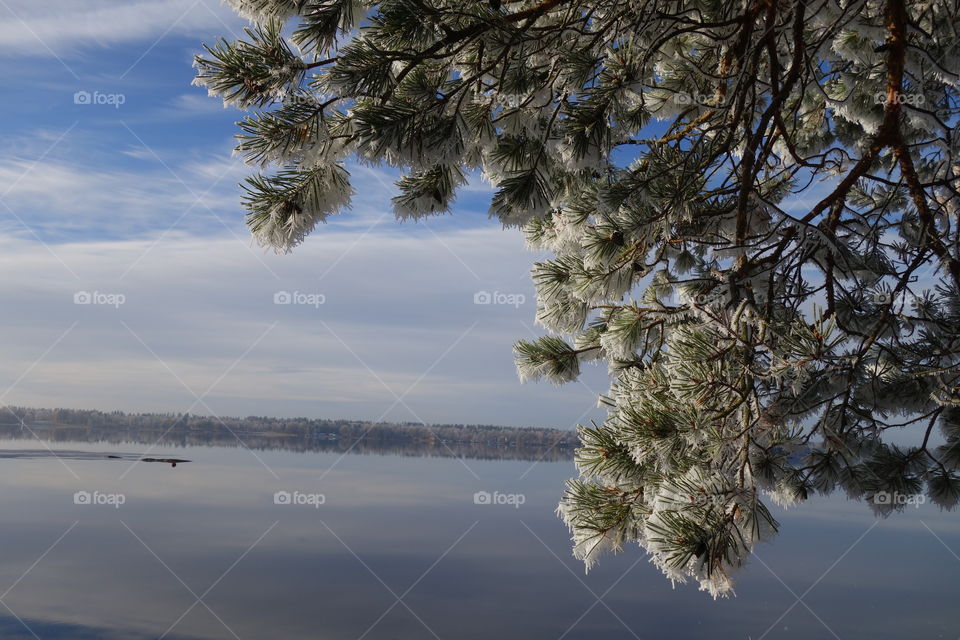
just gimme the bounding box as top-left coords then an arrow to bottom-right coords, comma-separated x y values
0,437 -> 957,639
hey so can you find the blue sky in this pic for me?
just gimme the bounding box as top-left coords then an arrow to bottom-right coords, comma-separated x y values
0,0 -> 608,428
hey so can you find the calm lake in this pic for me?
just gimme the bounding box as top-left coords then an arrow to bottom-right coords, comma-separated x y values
0,436 -> 957,639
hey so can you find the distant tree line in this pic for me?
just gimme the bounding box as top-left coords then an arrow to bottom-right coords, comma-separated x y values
0,406 -> 576,462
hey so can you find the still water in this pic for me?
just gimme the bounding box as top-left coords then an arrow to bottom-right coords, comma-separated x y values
0,437 -> 957,639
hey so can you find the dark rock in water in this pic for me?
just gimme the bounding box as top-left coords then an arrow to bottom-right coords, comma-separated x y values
141,457 -> 190,468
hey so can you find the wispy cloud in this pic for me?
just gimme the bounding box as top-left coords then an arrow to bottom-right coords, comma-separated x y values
0,0 -> 241,55
0,227 -> 606,427
0,0 -> 606,429
0,151 -> 247,240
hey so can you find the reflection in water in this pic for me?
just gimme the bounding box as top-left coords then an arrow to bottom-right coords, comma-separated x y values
0,423 -> 574,463
559,380 -> 960,598
0,450 -> 189,467
0,436 -> 957,639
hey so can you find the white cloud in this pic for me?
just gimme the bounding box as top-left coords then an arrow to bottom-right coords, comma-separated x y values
0,0 -> 243,55
0,5 -> 609,429
0,153 -> 246,240
0,138 -> 503,243
0,226 -> 607,428
0,119 -> 269,238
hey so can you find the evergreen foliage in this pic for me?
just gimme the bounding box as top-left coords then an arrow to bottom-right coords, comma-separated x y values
196,0 -> 960,596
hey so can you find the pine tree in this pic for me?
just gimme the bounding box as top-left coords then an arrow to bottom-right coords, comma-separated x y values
196,0 -> 960,596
